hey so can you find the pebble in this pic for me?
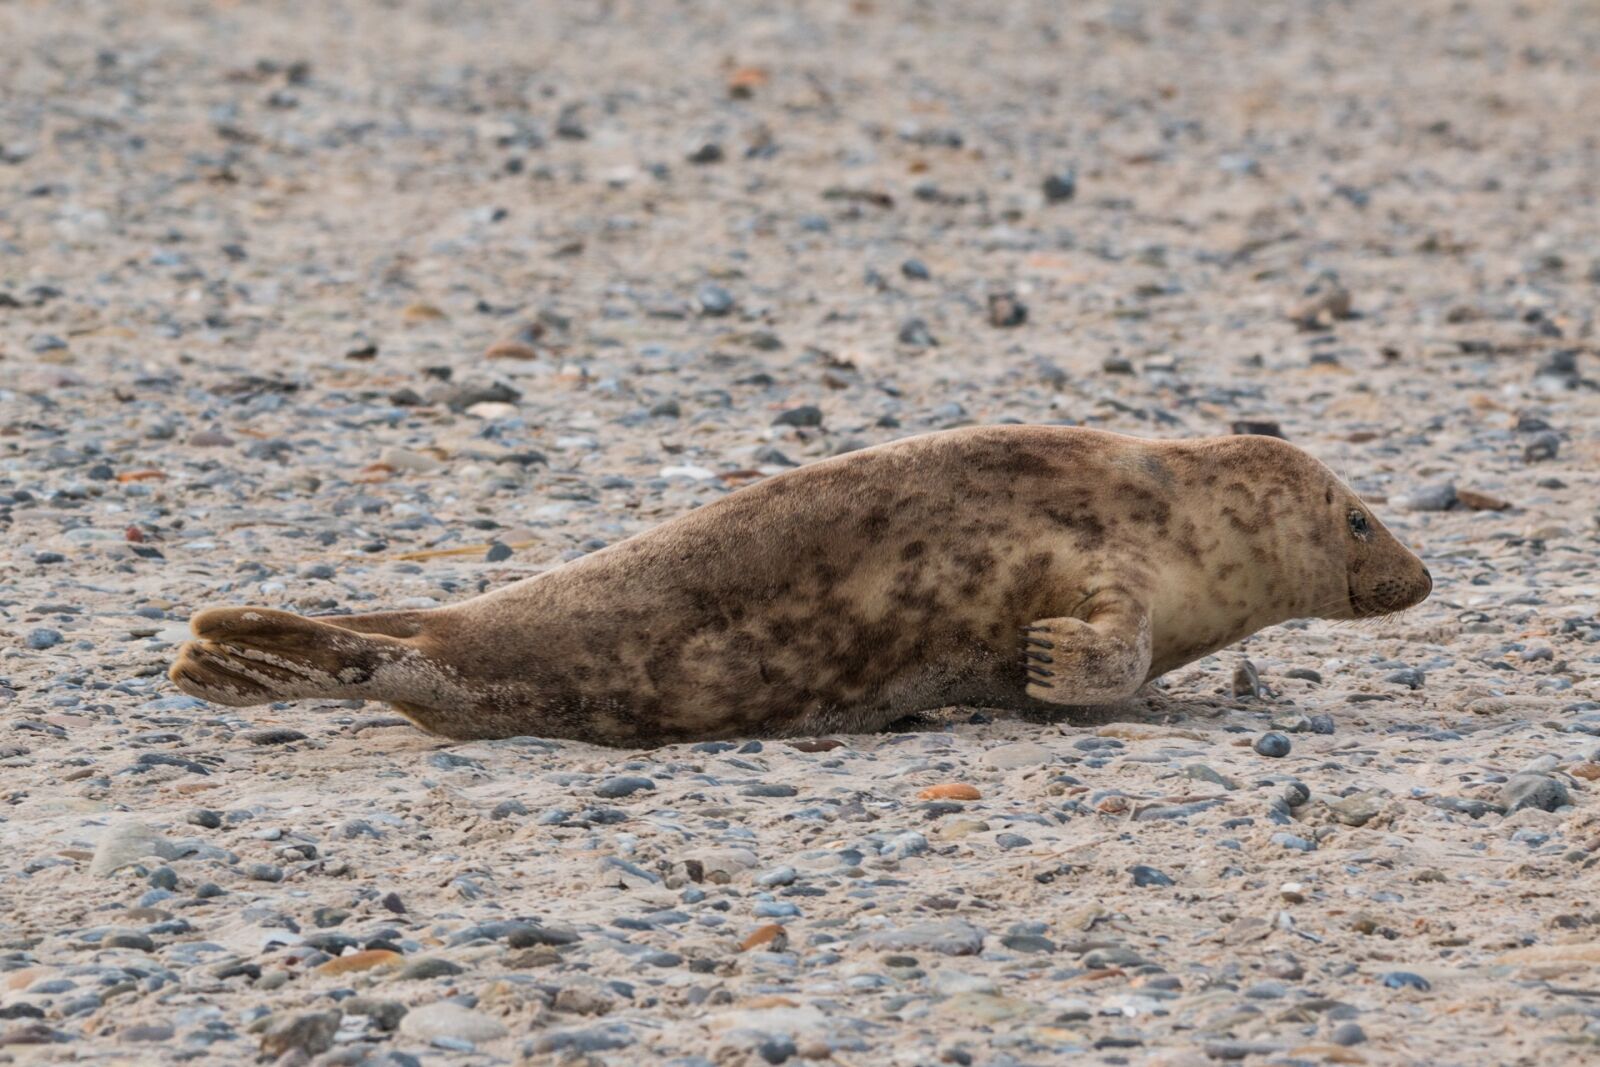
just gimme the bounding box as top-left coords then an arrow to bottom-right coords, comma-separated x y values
1499,773 -> 1571,813
696,284 -> 735,316
258,1011 -> 341,1059
867,920 -> 986,956
397,957 -> 464,980
595,775 -> 656,799
772,405 -> 824,428
1397,483 -> 1458,512
1231,659 -> 1262,699
1384,668 -> 1426,689
90,823 -> 174,877
1129,865 -> 1174,887
25,628 -> 63,650
982,742 -> 1052,770
898,318 -> 937,347
1327,792 -> 1383,827
1253,733 -> 1291,758
1041,167 -> 1077,202
1331,1022 -> 1367,1046
397,1002 -> 507,1044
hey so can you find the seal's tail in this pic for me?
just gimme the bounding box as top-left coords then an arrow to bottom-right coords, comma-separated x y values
168,606 -> 427,708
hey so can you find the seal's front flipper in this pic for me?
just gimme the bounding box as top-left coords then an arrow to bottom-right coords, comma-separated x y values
169,606 -> 422,708
1022,594 -> 1151,706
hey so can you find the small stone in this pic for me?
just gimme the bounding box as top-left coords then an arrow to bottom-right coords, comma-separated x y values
1232,659 -> 1262,699
259,1011 -> 341,1059
484,323 -> 544,361
898,318 -> 937,347
756,866 -> 798,886
740,924 -> 788,952
595,775 -> 655,799
687,142 -> 724,165
983,742 -> 1052,770
1308,714 -> 1336,735
1253,732 -> 1291,758
402,303 -> 447,323
1041,168 -> 1077,202
918,783 -> 982,802
121,1024 -> 174,1042
1331,1022 -> 1367,1046
397,957 -> 464,981
986,292 -> 1028,328
505,922 -> 580,948
103,933 -> 155,951
485,542 -> 514,563
397,1002 -> 507,1045
866,920 -> 986,956
696,283 -> 735,316
25,628 -> 62,650
343,997 -> 407,1031
90,823 -> 174,877
1271,832 -> 1317,852
1523,431 -> 1560,462
1385,668 -> 1426,690
1499,773 -> 1571,814
1265,953 -> 1304,980
247,863 -> 284,882
901,259 -> 931,280
1328,792 -> 1383,827
1181,764 -> 1237,791
772,405 -> 824,428
1396,483 -> 1457,512
317,950 -> 403,976
741,783 -> 797,798
1130,865 -> 1174,887
1456,488 -> 1511,511
1287,278 -> 1354,329
491,799 -> 528,819
1381,971 -> 1431,992
880,831 -> 928,860
243,728 -> 307,745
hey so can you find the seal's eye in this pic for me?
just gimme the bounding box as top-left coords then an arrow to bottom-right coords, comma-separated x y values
1348,510 -> 1370,538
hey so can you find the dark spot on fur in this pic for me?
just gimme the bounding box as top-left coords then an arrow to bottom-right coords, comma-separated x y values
968,438 -> 1058,477
901,540 -> 926,561
1140,453 -> 1174,488
858,508 -> 891,537
1038,505 -> 1107,548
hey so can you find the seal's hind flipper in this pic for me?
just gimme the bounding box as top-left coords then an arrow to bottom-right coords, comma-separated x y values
1022,593 -> 1151,706
169,606 -> 420,708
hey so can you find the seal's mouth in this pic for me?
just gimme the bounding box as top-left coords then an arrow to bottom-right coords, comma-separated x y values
1348,567 -> 1433,618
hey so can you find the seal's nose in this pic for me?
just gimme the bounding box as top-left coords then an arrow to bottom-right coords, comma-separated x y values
1417,565 -> 1433,603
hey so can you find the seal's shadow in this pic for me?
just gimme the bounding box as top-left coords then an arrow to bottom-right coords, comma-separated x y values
880,691 -> 1225,735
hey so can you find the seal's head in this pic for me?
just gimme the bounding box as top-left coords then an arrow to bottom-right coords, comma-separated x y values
1328,484 -> 1432,618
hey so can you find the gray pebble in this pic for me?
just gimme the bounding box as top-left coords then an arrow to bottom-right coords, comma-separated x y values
26,628 -> 63,650
1254,732 -> 1291,758
1499,773 -> 1571,813
595,775 -> 656,799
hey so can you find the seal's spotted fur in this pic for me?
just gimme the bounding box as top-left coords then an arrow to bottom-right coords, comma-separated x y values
170,426 -> 1432,744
